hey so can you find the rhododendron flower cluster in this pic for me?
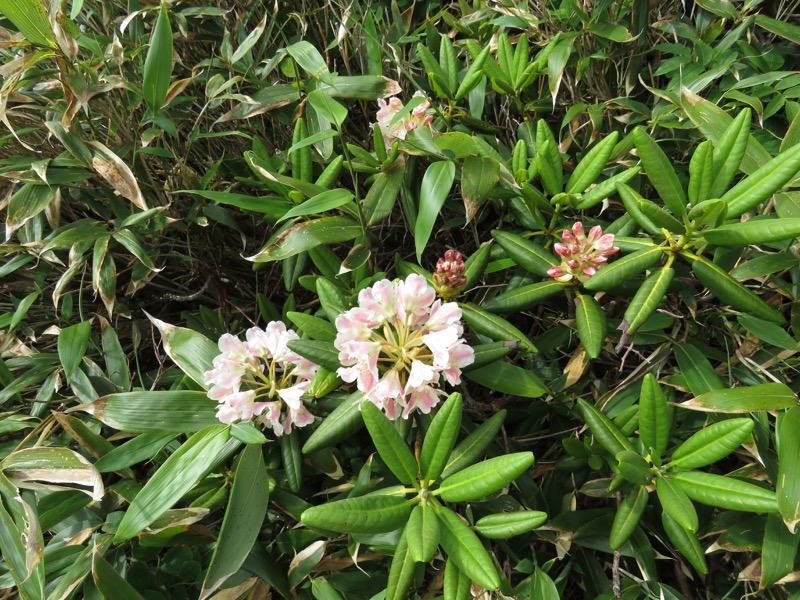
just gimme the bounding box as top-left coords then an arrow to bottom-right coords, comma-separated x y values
547,222 -> 619,283
203,322 -> 319,435
376,91 -> 433,149
334,274 -> 474,419
433,249 -> 467,299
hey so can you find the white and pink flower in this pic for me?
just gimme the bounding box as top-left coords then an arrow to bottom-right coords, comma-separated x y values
376,91 -> 433,149
203,321 -> 319,436
334,274 -> 474,419
547,222 -> 619,283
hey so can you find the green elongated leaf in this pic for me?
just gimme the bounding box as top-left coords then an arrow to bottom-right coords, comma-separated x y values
231,422 -> 266,445
575,166 -> 640,209
0,0 -> 56,47
688,253 -> 785,323
444,558 -> 472,600
731,252 -> 798,279
778,407 -> 800,532
656,476 -> 698,533
662,513 -> 708,574
566,132 -> 619,194
142,2 -> 173,113
145,313 -> 218,388
616,450 -> 652,486
115,424 -> 230,541
440,34 -> 458,94
416,161 -> 456,262
277,189 -> 354,223
577,399 -> 635,456
688,140 -> 713,206
672,471 -> 778,513
407,503 -> 440,562
462,243 -> 491,291
455,45 -> 490,100
437,452 -> 533,502
465,362 -> 547,398
281,431 -> 303,492
710,108 -> 751,198
462,156 -> 500,222
180,190 -> 293,218
609,486 -> 648,549
420,393 -> 462,483
287,40 -> 332,84
490,230 -> 559,277
315,278 -> 349,324
738,314 -> 799,350
639,374 -> 670,457
673,343 -> 725,396
317,75 -> 401,100
687,198 -> 727,228
617,183 -> 661,235
474,511 -> 548,539
756,14 -> 800,43
530,567 -> 560,600
361,402 -> 419,485
6,183 -> 57,235
670,418 -> 754,469
583,246 -> 663,291
307,89 -> 348,128
76,391 -> 218,433
536,140 -> 563,195
762,512 -> 800,587
680,88 -> 770,175
637,199 -> 686,234
721,142 -> 800,218
703,218 -> 800,246
200,445 -> 269,599
459,302 -> 537,352
574,294 -> 607,359
301,494 -> 411,534
466,342 -> 515,370
92,554 -> 145,600
302,392 -> 364,453
248,216 -> 362,262
385,526 -> 415,600
311,579 -> 344,600
0,492 -> 43,599
482,280 -> 564,313
58,320 -> 91,384
364,165 -> 405,226
287,312 -> 336,342
287,339 -> 339,372
680,383 -> 797,413
94,432 -> 176,472
435,504 -> 500,590
622,267 -> 674,335
633,128 -> 687,216
442,410 -> 506,479
229,13 -> 267,64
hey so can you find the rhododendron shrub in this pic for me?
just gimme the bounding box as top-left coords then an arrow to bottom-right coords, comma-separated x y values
334,274 -> 474,419
204,322 -> 319,435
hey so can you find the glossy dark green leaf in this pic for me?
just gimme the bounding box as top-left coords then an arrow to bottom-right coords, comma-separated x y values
420,393 -> 462,483
482,280 -> 564,313
656,477 -> 698,533
491,230 -> 559,277
662,513 -> 708,574
435,504 -> 500,590
361,401 -> 419,486
58,320 -> 91,384
465,362 -> 547,398
672,471 -> 778,513
407,503 -> 440,562
385,526 -> 415,600
302,393 -> 364,453
577,399 -> 635,456
670,418 -> 754,469
287,339 -> 340,372
639,374 -> 670,457
437,452 -> 534,502
248,217 -> 362,262
444,558 -> 471,600
442,410 -> 506,479
703,218 -> 800,246
583,246 -> 663,291
622,267 -> 674,335
633,127 -> 687,216
574,294 -> 607,359
92,554 -> 145,600
566,132 -> 619,194
142,2 -> 173,113
416,161 -> 456,261
609,485 -> 648,549
459,302 -> 537,352
301,494 -> 411,534
474,511 -> 548,539
761,512 -> 800,587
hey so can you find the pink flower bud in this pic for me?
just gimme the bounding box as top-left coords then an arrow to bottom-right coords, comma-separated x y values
548,221 -> 619,284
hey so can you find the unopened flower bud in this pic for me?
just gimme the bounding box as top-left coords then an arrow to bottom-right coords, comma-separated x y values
433,250 -> 467,299
548,222 -> 619,283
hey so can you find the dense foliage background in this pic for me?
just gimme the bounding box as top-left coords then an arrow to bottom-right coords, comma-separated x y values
2,0 -> 800,598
